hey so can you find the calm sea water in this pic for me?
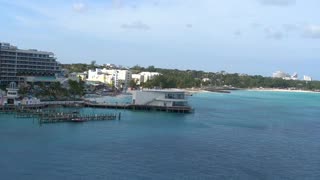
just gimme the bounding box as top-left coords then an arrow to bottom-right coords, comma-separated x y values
1,91 -> 320,180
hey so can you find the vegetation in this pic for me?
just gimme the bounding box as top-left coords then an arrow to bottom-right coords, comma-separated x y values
68,80 -> 85,99
131,65 -> 320,90
59,63 -> 320,91
32,80 -> 85,100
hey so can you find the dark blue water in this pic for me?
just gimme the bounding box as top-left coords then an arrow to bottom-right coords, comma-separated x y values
1,91 -> 320,179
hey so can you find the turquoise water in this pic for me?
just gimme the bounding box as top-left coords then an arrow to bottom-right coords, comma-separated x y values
1,91 -> 320,179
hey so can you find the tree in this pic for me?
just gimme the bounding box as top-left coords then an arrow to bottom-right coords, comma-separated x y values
90,60 -> 97,70
129,79 -> 138,89
68,80 -> 85,100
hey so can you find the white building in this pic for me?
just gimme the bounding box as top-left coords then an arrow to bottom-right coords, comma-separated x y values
87,68 -> 132,89
21,97 -> 41,105
304,75 -> 312,82
0,82 -> 21,106
139,72 -> 161,83
202,78 -> 210,82
273,71 -> 300,80
132,90 -> 189,107
273,71 -> 290,79
132,74 -> 144,85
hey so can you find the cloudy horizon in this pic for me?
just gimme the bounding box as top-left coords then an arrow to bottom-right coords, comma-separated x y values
0,0 -> 319,79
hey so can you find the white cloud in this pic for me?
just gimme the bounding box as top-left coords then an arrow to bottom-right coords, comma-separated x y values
72,2 -> 87,13
303,25 -> 320,39
257,0 -> 296,6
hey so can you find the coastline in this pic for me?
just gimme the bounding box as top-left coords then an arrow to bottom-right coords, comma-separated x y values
246,88 -> 320,94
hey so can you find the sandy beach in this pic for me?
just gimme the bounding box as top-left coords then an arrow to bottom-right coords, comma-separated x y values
247,88 -> 320,94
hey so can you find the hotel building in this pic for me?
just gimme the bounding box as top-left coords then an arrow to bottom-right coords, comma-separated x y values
87,68 -> 132,89
0,42 -> 61,86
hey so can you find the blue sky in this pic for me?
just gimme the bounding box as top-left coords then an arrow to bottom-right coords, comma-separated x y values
0,0 -> 320,78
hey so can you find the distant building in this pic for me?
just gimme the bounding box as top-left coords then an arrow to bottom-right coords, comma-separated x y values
303,75 -> 312,82
273,71 -> 290,79
132,74 -> 144,85
0,42 -> 61,86
68,72 -> 87,82
139,72 -> 161,83
104,63 -> 117,69
87,68 -> 132,89
132,90 -> 189,107
273,71 -> 300,80
202,78 -> 210,82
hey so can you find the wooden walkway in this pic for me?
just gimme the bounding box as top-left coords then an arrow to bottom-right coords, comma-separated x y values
0,106 -> 121,124
84,103 -> 193,113
38,113 -> 119,124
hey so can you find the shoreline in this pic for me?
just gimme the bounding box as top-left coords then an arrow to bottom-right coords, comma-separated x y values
246,88 -> 320,94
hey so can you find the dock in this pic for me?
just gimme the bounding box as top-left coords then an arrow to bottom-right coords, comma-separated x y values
84,102 -> 193,113
1,105 -> 121,124
0,100 -> 194,115
38,112 -> 119,124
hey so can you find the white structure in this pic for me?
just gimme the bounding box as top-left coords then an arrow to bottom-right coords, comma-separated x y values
21,97 -> 41,105
273,71 -> 290,79
202,78 -> 210,82
132,90 -> 188,107
139,72 -> 161,83
304,75 -> 312,82
132,74 -> 144,85
87,68 -> 132,89
273,71 -> 301,80
0,82 -> 21,106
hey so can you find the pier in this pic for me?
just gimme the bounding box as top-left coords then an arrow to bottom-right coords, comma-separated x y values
38,112 -> 119,124
1,105 -> 121,124
84,102 -> 193,113
0,100 -> 193,115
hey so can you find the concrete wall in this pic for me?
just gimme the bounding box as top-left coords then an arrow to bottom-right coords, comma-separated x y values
133,91 -> 166,106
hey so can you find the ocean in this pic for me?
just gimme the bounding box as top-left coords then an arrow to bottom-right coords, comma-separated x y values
0,91 -> 320,180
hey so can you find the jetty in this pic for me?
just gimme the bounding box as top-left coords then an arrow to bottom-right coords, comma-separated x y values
38,112 -> 119,124
84,102 -> 193,113
1,105 -> 121,124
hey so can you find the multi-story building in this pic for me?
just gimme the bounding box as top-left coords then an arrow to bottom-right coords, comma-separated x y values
132,90 -> 189,107
272,71 -> 290,79
139,72 -> 161,83
303,75 -> 312,82
0,42 -> 61,86
132,74 -> 144,85
87,68 -> 132,89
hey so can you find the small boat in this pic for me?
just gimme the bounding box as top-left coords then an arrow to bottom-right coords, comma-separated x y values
71,118 -> 86,122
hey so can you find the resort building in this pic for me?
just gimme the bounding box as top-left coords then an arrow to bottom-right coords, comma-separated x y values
0,42 -> 61,86
139,72 -> 161,83
273,71 -> 300,80
272,71 -> 290,79
68,72 -> 87,82
132,90 -> 189,107
304,75 -> 312,82
87,68 -> 132,89
132,74 -> 144,85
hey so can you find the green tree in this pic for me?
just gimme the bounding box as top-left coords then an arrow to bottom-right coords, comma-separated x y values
68,80 -> 85,100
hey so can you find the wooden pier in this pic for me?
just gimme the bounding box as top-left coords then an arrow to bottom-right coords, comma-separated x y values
38,112 -> 119,124
1,105 -> 121,124
84,102 -> 193,113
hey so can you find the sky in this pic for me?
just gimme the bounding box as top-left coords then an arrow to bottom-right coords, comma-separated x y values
0,0 -> 320,78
